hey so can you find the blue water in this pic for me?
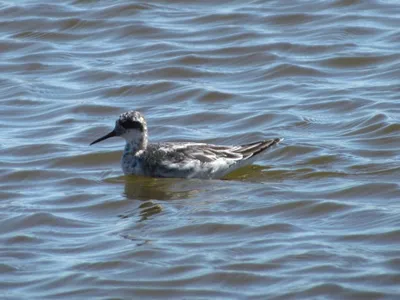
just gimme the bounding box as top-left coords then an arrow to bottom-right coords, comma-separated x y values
0,0 -> 399,299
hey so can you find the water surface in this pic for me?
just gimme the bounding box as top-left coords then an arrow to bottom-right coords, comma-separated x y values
1,0 -> 399,299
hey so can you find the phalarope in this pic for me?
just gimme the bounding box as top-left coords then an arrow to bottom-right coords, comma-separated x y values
90,111 -> 283,179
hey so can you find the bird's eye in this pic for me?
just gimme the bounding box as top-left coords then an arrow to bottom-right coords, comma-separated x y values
119,120 -> 143,131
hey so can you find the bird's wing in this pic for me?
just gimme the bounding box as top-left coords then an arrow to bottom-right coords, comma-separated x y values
154,138 -> 282,167
142,139 -> 282,178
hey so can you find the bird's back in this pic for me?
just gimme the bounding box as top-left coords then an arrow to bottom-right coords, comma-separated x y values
133,138 -> 282,179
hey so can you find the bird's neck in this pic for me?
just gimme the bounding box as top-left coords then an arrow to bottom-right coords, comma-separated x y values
124,130 -> 148,155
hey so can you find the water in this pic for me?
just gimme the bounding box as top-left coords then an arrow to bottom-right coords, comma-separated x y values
1,0 -> 399,299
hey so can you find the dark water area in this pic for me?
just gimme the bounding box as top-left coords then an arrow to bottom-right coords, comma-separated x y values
1,0 -> 399,299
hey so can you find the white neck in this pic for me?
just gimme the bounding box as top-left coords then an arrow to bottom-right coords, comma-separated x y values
122,129 -> 148,154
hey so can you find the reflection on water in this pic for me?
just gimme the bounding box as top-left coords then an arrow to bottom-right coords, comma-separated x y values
111,175 -> 203,221
106,175 -> 202,201
118,200 -> 163,222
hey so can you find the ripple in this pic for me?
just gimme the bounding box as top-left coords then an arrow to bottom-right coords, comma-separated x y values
320,54 -> 398,68
0,212 -> 92,235
1,0 -> 400,298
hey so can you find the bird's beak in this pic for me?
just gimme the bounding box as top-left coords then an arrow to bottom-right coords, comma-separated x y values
90,130 -> 117,145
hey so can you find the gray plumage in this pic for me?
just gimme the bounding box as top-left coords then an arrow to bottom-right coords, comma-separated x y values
90,111 -> 283,179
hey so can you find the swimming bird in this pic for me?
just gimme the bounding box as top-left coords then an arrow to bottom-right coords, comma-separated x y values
90,111 -> 283,179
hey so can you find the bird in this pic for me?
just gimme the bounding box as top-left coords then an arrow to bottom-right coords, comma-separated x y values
90,111 -> 283,179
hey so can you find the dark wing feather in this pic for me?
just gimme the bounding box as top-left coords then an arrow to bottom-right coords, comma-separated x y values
235,138 -> 282,159
176,144 -> 242,162
145,138 -> 282,166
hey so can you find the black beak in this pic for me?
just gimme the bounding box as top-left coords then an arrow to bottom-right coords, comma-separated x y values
90,130 -> 117,145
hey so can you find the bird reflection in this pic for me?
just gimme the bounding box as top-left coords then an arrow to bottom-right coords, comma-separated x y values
112,175 -> 202,221
123,175 -> 201,201
109,166 -> 267,222
119,200 -> 163,222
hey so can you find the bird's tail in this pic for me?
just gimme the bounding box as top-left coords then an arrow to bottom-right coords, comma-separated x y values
237,138 -> 283,159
